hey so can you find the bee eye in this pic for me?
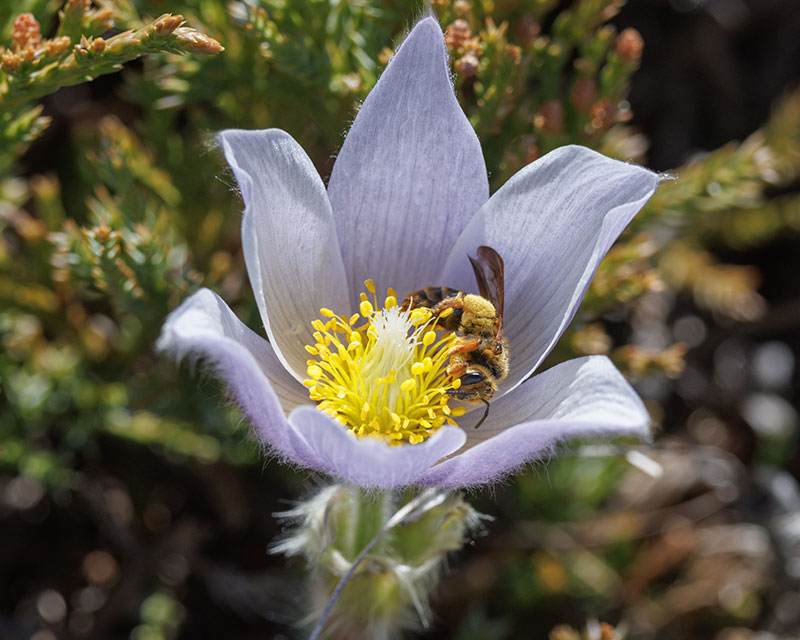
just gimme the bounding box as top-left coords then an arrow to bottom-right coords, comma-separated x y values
459,372 -> 486,386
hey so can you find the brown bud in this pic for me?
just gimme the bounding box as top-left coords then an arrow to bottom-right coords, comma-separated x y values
153,14 -> 184,36
90,37 -> 106,54
173,27 -> 224,54
570,77 -> 597,112
615,27 -> 643,62
454,53 -> 479,78
11,13 -> 42,51
445,19 -> 472,50
590,99 -> 616,130
514,15 -> 540,48
533,100 -> 564,134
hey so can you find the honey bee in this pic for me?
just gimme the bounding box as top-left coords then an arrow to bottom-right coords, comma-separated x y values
401,246 -> 508,429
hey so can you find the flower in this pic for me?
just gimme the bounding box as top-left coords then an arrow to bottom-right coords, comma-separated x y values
158,17 -> 660,489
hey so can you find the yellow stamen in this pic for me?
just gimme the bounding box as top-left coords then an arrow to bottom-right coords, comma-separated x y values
302,284 -> 462,445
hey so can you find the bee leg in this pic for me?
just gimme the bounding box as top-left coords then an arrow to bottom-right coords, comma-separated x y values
474,398 -> 491,429
447,336 -> 480,357
447,360 -> 467,378
431,296 -> 465,315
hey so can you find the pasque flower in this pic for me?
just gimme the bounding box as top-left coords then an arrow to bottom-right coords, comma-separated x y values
159,17 -> 660,489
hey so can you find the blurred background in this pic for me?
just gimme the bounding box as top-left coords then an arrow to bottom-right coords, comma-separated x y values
1,0 -> 799,638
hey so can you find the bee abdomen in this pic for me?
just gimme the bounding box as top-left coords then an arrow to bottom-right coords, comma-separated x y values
401,286 -> 461,309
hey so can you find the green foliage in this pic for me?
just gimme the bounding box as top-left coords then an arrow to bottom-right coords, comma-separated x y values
1,1 -> 799,637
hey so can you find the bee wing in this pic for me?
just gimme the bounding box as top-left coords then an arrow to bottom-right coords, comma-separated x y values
468,246 -> 505,346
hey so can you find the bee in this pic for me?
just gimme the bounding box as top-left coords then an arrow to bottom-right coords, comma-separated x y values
401,246 -> 508,429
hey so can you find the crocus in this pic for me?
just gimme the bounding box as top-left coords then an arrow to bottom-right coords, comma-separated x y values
159,17 -> 660,489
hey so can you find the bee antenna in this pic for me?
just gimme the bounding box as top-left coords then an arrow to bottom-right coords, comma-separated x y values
474,399 -> 490,429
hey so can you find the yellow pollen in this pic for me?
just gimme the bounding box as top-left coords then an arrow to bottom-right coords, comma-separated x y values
302,283 -> 463,445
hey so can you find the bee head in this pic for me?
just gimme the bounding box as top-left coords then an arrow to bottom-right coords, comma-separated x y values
446,366 -> 496,402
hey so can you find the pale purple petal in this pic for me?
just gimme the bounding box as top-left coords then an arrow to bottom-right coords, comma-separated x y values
327,17 -> 488,303
288,406 -> 467,488
158,288 -> 322,468
219,129 -> 351,382
440,146 -> 659,396
419,356 -> 650,487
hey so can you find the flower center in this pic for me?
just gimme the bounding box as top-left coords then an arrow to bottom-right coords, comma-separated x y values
303,280 -> 465,444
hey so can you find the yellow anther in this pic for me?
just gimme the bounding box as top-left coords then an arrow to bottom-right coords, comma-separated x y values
439,307 -> 454,318
302,279 -> 465,445
387,286 -> 397,299
307,365 -> 323,379
360,292 -> 368,302
451,377 -> 462,389
364,279 -> 376,293
410,308 -> 430,322
451,406 -> 467,417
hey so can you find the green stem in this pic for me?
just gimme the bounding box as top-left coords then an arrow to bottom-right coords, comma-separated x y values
310,488 -> 443,640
